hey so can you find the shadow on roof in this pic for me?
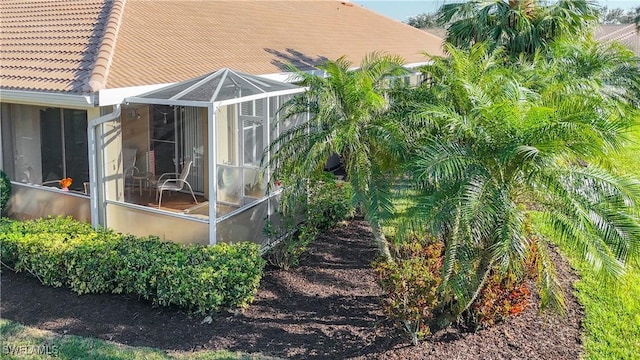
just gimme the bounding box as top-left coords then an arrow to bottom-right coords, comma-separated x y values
264,48 -> 329,73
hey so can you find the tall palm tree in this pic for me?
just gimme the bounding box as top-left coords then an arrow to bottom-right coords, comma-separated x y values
268,53 -> 408,260
437,0 -> 599,57
406,44 -> 640,317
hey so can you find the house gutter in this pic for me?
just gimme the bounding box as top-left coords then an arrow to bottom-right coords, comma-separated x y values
0,89 -> 97,108
87,104 -> 121,228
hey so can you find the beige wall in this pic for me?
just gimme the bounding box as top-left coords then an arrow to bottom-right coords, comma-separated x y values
7,183 -> 91,222
105,202 -> 209,245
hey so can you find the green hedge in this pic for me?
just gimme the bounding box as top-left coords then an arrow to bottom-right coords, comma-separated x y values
0,170 -> 11,215
0,217 -> 265,314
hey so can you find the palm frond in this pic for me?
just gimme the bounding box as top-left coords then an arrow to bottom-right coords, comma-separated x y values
533,236 -> 566,312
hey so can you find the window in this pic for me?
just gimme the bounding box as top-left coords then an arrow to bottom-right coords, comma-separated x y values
0,104 -> 88,192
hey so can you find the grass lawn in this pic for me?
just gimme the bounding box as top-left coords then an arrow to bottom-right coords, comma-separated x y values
555,125 -> 640,359
0,319 -> 276,360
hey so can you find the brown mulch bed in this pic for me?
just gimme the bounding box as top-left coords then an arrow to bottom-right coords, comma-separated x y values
0,219 -> 583,359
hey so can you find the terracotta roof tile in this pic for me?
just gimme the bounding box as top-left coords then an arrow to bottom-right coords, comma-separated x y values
1,0 -> 444,95
106,0 -> 444,89
0,0 -> 112,93
595,24 -> 640,56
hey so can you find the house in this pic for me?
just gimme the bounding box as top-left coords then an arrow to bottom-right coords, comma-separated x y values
595,24 -> 640,56
0,0 -> 444,246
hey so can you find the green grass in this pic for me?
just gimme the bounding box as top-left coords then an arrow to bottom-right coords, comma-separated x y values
532,216 -> 640,360
0,319 -> 278,360
611,126 -> 640,177
551,125 -> 640,360
382,178 -> 420,242
571,261 -> 640,359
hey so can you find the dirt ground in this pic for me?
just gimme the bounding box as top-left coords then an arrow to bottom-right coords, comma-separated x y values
0,219 -> 584,359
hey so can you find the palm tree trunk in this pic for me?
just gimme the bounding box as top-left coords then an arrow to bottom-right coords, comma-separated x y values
370,220 -> 393,260
461,255 -> 494,315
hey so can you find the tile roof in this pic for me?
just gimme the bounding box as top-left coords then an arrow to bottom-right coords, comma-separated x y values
0,0 -> 116,93
595,24 -> 640,56
1,0 -> 445,95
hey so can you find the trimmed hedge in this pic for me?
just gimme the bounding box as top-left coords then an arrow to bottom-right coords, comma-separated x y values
0,170 -> 11,215
0,217 -> 265,314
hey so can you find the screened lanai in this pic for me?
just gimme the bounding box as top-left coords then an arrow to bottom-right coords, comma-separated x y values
97,68 -> 307,246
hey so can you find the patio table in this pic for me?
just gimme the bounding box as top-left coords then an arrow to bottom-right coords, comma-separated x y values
132,173 -> 152,196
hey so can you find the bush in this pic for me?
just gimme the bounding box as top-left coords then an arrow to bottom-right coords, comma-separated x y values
65,230 -> 123,294
307,178 -> 355,231
0,217 -> 265,314
112,235 -> 179,297
467,239 -> 536,329
2,215 -> 96,237
153,242 -> 265,313
373,234 -> 444,345
0,170 -> 12,215
469,273 -> 531,329
264,222 -> 320,270
265,176 -> 354,269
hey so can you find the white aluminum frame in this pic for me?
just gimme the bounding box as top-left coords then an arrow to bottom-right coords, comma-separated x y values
120,77 -> 306,246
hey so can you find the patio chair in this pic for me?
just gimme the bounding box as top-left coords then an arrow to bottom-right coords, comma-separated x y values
123,148 -> 139,192
155,160 -> 198,208
123,148 -> 138,178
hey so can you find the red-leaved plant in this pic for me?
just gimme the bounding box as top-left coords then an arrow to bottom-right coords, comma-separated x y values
373,234 -> 444,345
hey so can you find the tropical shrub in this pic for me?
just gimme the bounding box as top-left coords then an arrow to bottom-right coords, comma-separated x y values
264,220 -> 319,271
267,53 -> 408,259
373,233 -> 443,345
0,217 -> 265,314
1,215 -> 96,236
397,43 -> 640,323
112,235 -> 181,297
307,177 -> 355,231
0,170 -> 12,215
66,231 -> 126,294
438,0 -> 599,57
469,273 -> 532,329
265,176 -> 354,270
468,236 -> 538,328
153,242 -> 265,312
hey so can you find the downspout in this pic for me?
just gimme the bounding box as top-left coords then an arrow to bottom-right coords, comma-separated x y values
85,0 -> 125,228
87,105 -> 121,228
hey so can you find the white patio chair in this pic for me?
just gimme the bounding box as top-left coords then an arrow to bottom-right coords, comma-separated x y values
123,148 -> 139,193
123,148 -> 139,177
155,160 -> 198,208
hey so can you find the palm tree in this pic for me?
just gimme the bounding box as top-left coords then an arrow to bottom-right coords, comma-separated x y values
634,6 -> 640,32
268,53 -> 409,260
437,0 -> 599,57
543,39 -> 640,109
406,44 -> 640,317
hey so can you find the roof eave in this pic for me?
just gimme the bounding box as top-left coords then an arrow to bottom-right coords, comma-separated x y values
0,89 -> 97,109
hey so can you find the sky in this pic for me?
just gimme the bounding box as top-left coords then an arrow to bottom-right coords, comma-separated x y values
352,1 -> 640,22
